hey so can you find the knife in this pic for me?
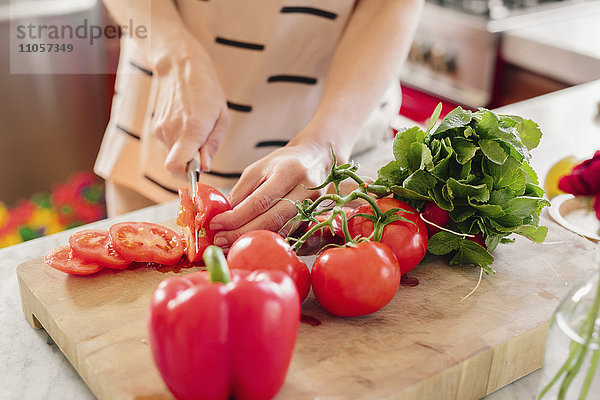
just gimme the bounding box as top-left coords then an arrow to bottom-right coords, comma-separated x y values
186,153 -> 201,254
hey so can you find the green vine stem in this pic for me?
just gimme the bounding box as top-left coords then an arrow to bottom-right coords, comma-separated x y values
289,190 -> 384,252
538,266 -> 600,400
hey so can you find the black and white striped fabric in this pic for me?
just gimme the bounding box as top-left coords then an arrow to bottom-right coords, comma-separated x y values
95,0 -> 400,203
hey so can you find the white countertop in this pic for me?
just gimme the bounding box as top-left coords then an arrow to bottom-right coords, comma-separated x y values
2,81 -> 600,399
501,1 -> 600,84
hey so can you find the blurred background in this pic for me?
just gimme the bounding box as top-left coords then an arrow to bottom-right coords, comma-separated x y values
1,0 -> 599,246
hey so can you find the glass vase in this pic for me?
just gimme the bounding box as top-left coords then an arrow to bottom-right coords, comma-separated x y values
538,244 -> 600,400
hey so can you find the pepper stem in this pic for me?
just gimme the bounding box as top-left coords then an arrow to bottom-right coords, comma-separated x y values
203,245 -> 231,284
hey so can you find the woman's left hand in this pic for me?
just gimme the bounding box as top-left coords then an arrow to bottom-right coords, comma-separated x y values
209,140 -> 335,248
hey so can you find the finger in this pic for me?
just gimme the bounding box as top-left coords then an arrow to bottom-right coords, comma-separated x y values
226,165 -> 267,209
211,168 -> 297,230
200,110 -> 229,171
165,132 -> 205,177
213,186 -> 306,248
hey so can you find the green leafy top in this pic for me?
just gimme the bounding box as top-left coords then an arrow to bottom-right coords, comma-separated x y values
376,106 -> 549,272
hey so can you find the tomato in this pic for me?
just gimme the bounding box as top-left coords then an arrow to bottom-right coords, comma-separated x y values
176,183 -> 231,262
109,222 -> 184,265
227,230 -> 311,302
311,241 -> 400,317
44,245 -> 104,275
307,207 -> 354,240
69,230 -> 131,269
420,201 -> 450,238
348,198 -> 428,275
177,186 -> 198,262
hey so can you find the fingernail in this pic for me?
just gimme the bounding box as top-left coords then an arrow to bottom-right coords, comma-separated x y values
213,236 -> 228,247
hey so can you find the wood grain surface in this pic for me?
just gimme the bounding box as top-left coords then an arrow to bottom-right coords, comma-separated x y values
16,215 -> 598,400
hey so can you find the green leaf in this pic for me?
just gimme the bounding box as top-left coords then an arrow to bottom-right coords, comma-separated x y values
514,118 -> 542,151
446,178 -> 489,202
522,161 -> 539,185
484,234 -> 502,252
403,169 -> 437,196
428,231 -> 462,255
489,189 -> 513,207
476,111 -> 530,162
426,103 -> 443,134
458,160 -> 472,180
390,185 -> 431,201
431,154 -> 452,181
393,127 -> 426,168
449,239 -> 495,272
452,137 -> 479,164
505,196 -> 550,218
463,126 -> 476,138
470,202 -> 505,218
479,139 -> 508,164
407,142 -> 433,171
487,157 -> 526,194
429,185 -> 454,211
514,225 -> 548,242
376,161 -> 408,187
432,107 -> 473,137
525,183 -> 545,198
449,205 -> 475,222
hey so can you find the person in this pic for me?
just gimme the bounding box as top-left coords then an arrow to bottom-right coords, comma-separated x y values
95,0 -> 423,249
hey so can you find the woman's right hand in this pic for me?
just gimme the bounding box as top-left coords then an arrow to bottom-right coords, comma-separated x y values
151,37 -> 230,177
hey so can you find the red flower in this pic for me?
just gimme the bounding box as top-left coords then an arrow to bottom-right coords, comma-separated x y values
558,150 -> 600,196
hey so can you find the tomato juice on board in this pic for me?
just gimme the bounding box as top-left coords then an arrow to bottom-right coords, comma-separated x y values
400,276 -> 420,287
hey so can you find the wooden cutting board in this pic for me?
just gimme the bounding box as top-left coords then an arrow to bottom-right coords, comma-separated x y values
16,215 -> 597,400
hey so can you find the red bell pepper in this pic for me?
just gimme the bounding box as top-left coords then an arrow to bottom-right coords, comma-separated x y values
149,246 -> 300,400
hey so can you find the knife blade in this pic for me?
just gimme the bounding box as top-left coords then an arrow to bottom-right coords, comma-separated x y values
186,154 -> 201,255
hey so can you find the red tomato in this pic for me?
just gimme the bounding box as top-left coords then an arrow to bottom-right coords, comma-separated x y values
176,183 -> 231,262
227,230 -> 311,302
69,230 -> 131,269
420,201 -> 450,238
348,198 -> 428,275
109,222 -> 184,266
177,186 -> 198,262
307,207 -> 354,240
311,241 -> 400,317
44,245 -> 104,275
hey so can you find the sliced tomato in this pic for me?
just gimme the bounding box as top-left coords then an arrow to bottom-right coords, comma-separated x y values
177,186 -> 198,262
176,183 -> 232,262
109,222 -> 184,265
44,245 -> 104,275
69,230 -> 131,269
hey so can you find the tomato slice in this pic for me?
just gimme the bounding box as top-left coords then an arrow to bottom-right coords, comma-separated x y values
44,245 -> 104,275
176,183 -> 231,262
109,222 -> 184,265
69,230 -> 131,269
177,186 -> 198,263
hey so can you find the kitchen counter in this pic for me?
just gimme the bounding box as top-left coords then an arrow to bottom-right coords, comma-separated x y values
501,1 -> 600,85
2,81 -> 600,399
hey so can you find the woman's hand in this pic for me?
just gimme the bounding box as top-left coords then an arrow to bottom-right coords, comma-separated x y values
209,139 -> 335,248
152,38 -> 230,177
